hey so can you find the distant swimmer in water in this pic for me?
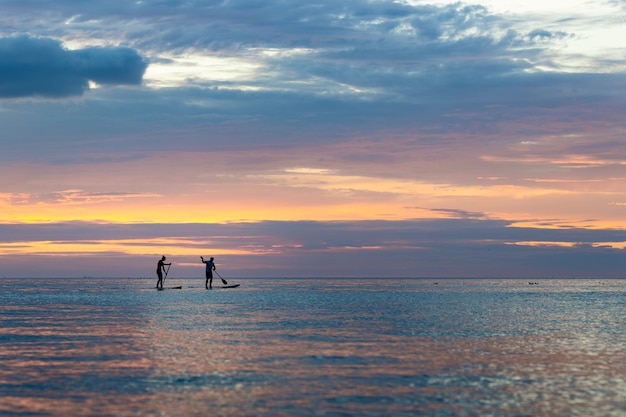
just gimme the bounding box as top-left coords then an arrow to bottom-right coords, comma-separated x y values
156,256 -> 171,289
201,256 -> 216,289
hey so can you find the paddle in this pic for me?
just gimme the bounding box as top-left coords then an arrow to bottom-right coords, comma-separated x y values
164,264 -> 171,283
215,270 -> 228,285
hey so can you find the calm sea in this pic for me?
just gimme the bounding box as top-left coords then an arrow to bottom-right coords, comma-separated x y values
0,278 -> 624,417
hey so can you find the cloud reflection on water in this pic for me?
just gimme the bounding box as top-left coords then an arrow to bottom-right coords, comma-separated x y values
0,278 -> 624,416
0,302 -> 154,416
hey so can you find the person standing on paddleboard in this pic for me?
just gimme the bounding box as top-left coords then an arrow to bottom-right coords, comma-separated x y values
201,256 -> 216,289
156,256 -> 171,290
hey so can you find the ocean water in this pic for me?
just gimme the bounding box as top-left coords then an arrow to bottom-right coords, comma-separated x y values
0,278 -> 624,417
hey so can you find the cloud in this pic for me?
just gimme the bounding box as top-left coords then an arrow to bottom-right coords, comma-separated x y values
0,35 -> 147,98
0,189 -> 160,205
2,219 -> 626,278
1,1 -> 626,278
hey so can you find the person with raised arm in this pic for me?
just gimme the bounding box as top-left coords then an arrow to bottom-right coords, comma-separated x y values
201,256 -> 216,289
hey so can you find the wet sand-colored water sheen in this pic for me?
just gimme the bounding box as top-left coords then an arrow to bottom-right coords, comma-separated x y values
0,278 -> 624,416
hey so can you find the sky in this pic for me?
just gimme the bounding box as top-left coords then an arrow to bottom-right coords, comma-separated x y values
2,0 -> 626,279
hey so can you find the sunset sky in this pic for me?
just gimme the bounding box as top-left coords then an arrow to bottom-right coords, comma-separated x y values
2,0 -> 626,278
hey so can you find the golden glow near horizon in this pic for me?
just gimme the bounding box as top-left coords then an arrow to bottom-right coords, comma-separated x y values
0,238 -> 253,257
2,146 -> 626,229
508,241 -> 626,250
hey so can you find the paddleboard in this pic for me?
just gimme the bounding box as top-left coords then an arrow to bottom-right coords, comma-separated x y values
207,284 -> 240,289
157,286 -> 182,290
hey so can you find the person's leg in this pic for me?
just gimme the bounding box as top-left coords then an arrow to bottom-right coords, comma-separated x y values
206,271 -> 210,289
209,272 -> 213,289
157,271 -> 162,288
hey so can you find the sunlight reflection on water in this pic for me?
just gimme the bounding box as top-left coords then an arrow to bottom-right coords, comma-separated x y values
0,278 -> 624,416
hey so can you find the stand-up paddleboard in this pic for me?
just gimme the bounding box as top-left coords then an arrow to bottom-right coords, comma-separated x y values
157,286 -> 182,290
207,284 -> 240,289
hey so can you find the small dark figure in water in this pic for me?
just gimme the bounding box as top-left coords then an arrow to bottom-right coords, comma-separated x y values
201,256 -> 216,289
156,256 -> 171,289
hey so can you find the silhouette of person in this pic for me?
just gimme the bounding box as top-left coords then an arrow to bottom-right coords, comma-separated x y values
156,256 -> 171,289
201,256 -> 216,289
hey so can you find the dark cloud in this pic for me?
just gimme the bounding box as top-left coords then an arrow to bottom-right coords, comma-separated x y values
2,219 -> 626,278
0,2 -> 619,113
0,35 -> 147,98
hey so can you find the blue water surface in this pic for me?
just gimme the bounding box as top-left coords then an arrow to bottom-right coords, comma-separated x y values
0,278 -> 624,416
